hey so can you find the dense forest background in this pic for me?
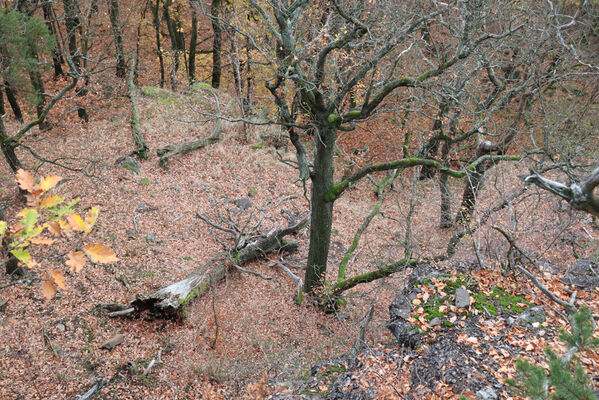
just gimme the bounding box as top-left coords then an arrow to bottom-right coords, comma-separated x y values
0,0 -> 598,399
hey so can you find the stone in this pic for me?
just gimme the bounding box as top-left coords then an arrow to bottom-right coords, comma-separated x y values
455,287 -> 470,308
516,306 -> 545,325
387,319 -> 421,348
56,323 -> 66,332
233,198 -> 252,210
429,317 -> 442,327
564,259 -> 599,289
476,386 -> 498,400
100,334 -> 124,350
389,294 -> 412,320
115,156 -> 140,174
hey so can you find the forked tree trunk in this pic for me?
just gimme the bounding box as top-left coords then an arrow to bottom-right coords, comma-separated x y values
305,122 -> 337,293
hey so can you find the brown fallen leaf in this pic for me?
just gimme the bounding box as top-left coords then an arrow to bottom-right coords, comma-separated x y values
83,243 -> 118,263
66,251 -> 87,273
100,334 -> 125,350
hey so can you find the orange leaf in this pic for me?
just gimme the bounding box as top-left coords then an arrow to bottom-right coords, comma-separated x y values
15,169 -> 35,192
30,236 -> 57,245
67,214 -> 86,232
40,194 -> 63,209
50,269 -> 66,290
66,251 -> 87,273
41,276 -> 56,300
83,243 -> 118,263
38,175 -> 62,192
47,221 -> 62,236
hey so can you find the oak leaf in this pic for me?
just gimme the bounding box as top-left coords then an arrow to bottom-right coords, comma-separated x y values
47,221 -> 62,236
39,175 -> 62,192
83,244 -> 118,263
0,221 -> 6,236
40,194 -> 64,209
66,251 -> 87,273
11,249 -> 31,264
15,169 -> 35,192
50,269 -> 66,290
67,213 -> 87,232
41,276 -> 57,300
30,237 -> 57,245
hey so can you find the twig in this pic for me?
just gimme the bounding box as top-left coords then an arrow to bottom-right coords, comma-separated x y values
76,378 -> 105,400
210,283 -> 219,349
232,264 -> 278,282
196,213 -> 238,237
42,328 -> 59,357
142,359 -> 155,377
275,262 -> 303,301
0,277 -> 41,290
108,308 -> 135,318
350,304 -> 375,356
492,226 -> 578,314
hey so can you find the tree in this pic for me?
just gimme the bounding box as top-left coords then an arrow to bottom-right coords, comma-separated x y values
240,0 -> 553,295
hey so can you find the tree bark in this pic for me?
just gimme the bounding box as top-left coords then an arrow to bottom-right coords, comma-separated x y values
130,218 -> 305,319
42,0 -> 64,78
210,0 -> 222,89
305,122 -> 337,293
109,0 -> 127,79
151,0 -> 165,87
2,81 -> 23,124
127,55 -> 148,159
62,0 -> 81,72
188,2 -> 198,83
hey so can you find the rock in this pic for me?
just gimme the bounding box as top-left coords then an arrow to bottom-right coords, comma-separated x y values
476,386 -> 498,400
388,319 -> 421,348
233,198 -> 252,210
516,306 -> 545,326
389,294 -> 412,320
455,287 -> 470,308
429,317 -> 442,327
55,323 -> 66,332
100,334 -> 124,350
115,156 -> 140,174
563,259 -> 599,289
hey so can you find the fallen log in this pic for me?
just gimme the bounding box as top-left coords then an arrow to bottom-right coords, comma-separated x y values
130,215 -> 308,319
156,87 -> 222,167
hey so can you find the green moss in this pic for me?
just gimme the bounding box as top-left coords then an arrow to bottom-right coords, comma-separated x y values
328,113 -> 341,128
251,143 -> 264,149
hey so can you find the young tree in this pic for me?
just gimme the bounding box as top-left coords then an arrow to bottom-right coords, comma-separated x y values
241,0 -> 549,295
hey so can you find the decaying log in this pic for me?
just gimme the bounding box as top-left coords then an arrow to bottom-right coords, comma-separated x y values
127,55 -> 149,160
130,215 -> 307,319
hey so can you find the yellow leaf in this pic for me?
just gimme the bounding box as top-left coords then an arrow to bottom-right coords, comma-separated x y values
84,207 -> 99,228
0,221 -> 6,236
83,243 -> 118,264
40,194 -> 64,209
38,175 -> 62,192
41,276 -> 56,300
47,221 -> 62,236
66,251 -> 87,273
67,213 -> 87,232
50,269 -> 66,290
30,236 -> 57,245
15,169 -> 35,192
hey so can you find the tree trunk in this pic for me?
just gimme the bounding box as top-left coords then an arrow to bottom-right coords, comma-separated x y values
62,0 -> 81,72
130,218 -> 305,319
210,0 -> 222,89
151,0 -> 165,87
439,172 -> 452,228
188,5 -> 198,84
42,0 -> 65,78
109,0 -> 127,78
127,55 -> 148,159
305,123 -> 337,293
163,0 -> 185,90
0,90 -> 21,172
2,81 -> 23,124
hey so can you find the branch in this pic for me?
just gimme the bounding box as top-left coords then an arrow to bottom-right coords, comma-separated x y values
525,167 -> 599,217
326,154 -> 521,201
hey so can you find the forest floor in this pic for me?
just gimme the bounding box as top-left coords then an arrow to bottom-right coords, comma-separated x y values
0,81 -> 598,399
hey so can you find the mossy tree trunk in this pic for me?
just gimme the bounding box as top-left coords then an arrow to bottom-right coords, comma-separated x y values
305,121 -> 337,293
